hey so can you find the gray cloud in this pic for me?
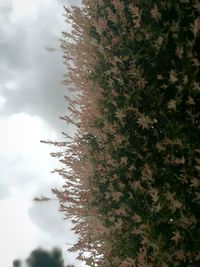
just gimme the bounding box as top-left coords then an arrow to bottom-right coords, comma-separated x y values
28,199 -> 75,241
0,1 -> 73,130
28,198 -> 80,266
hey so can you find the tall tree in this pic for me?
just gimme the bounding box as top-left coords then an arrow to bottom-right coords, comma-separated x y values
48,0 -> 200,266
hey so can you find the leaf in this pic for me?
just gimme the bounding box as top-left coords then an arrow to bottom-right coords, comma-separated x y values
132,214 -> 142,223
175,46 -> 184,59
114,220 -> 122,230
195,253 -> 200,261
149,187 -> 159,203
191,178 -> 199,188
194,0 -> 200,12
156,142 -> 165,152
195,158 -> 200,164
128,163 -> 136,172
129,5 -> 141,28
111,191 -> 123,202
187,96 -> 195,105
174,156 -> 185,165
141,164 -> 153,182
132,228 -> 143,236
137,114 -> 153,129
115,206 -> 126,216
195,165 -> 200,171
165,191 -> 182,211
195,149 -> 200,154
195,191 -> 200,202
119,259 -> 132,267
115,109 -> 125,123
175,250 -> 186,261
129,5 -> 141,18
157,74 -> 164,80
94,223 -> 108,234
167,99 -> 176,111
150,4 -> 161,21
171,231 -> 181,244
107,7 -> 117,23
169,69 -> 178,83
192,17 -> 200,35
97,18 -> 107,32
120,156 -> 128,165
172,199 -> 182,210
112,0 -> 124,10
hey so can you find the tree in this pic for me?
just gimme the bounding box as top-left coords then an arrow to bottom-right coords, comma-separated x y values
13,247 -> 75,267
13,259 -> 21,267
26,248 -> 64,267
48,0 -> 200,266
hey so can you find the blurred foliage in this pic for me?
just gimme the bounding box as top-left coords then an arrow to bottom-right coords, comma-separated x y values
13,248 -> 74,267
13,259 -> 21,267
26,247 -> 64,267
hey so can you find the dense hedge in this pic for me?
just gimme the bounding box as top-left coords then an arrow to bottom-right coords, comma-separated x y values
50,1 -> 200,266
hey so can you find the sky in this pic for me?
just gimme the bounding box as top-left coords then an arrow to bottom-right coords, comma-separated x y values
0,0 -> 83,266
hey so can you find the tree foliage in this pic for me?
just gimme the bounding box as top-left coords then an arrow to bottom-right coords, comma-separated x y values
49,0 -> 200,266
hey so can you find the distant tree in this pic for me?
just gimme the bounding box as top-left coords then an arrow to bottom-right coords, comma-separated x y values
26,247 -> 65,267
13,247 -> 75,267
13,259 -> 21,267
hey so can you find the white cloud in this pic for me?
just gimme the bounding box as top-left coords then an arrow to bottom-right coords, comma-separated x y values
0,112 -> 61,193
0,190 -> 42,267
0,112 -> 56,155
5,81 -> 18,90
0,95 -> 6,109
10,0 -> 40,21
10,0 -> 69,23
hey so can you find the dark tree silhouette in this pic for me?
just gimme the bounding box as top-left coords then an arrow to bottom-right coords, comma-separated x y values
13,259 -> 21,267
13,247 -> 75,267
26,248 -> 64,267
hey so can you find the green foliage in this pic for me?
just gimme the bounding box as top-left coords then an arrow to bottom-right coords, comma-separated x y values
51,0 -> 200,266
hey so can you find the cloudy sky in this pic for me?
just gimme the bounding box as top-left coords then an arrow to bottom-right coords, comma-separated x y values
0,0 -> 83,266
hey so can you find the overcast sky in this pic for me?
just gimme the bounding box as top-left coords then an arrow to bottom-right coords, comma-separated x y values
0,0 -> 83,266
